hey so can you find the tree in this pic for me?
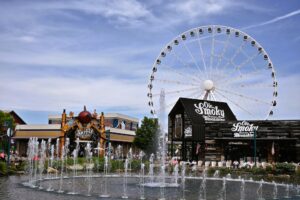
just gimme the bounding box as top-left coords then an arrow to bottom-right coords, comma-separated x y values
0,111 -> 14,152
133,117 -> 158,155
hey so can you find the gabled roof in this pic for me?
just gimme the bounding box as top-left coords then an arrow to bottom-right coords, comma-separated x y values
169,98 -> 237,123
2,110 -> 26,124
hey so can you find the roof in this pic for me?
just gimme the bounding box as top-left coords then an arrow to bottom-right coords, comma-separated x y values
169,98 -> 237,123
106,127 -> 136,136
16,124 -> 61,130
104,113 -> 139,122
14,124 -> 61,139
2,110 -> 26,124
48,113 -> 139,122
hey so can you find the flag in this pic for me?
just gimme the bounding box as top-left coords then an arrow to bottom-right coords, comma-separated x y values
271,141 -> 275,155
196,143 -> 201,155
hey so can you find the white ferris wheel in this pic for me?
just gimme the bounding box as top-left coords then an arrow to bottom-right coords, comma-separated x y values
147,25 -> 278,120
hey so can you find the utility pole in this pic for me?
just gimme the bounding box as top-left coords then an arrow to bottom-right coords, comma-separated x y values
6,119 -> 13,167
254,129 -> 257,167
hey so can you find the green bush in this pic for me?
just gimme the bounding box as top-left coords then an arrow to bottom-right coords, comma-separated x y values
251,167 -> 267,175
219,168 -> 232,176
0,161 -> 7,175
274,163 -> 295,175
266,166 -> 273,174
207,168 -> 216,177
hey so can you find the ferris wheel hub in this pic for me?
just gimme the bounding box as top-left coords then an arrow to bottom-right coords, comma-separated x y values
203,79 -> 214,91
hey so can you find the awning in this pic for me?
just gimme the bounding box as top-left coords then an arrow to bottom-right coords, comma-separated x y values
214,137 -> 298,141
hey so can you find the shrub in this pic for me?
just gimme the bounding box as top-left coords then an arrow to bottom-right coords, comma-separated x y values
219,168 -> 232,177
251,167 -> 267,175
207,168 -> 216,177
274,163 -> 295,175
0,161 -> 7,175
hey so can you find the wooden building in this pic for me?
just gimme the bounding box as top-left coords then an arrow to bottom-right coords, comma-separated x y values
14,108 -> 139,157
168,98 -> 300,162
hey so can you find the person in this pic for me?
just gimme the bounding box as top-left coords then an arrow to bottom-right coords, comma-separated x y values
233,160 -> 239,169
0,151 -> 6,162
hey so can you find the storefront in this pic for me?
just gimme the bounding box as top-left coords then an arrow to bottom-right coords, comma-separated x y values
14,107 -> 139,157
168,98 -> 300,162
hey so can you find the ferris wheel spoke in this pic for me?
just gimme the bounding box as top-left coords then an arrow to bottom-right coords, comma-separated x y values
222,40 -> 247,71
215,33 -> 231,72
209,27 -> 216,78
224,52 -> 261,79
182,41 -> 206,79
214,90 -> 255,117
219,68 -> 264,86
185,89 -> 203,100
196,32 -> 209,79
169,51 -> 205,82
239,83 -> 273,88
161,63 -> 202,83
215,87 -> 271,105
151,87 -> 200,97
154,78 -> 199,86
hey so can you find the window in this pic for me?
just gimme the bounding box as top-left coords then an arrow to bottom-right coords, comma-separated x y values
174,114 -> 182,139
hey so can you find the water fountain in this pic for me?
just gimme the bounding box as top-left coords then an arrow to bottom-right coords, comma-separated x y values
38,140 -> 46,189
85,143 -> 93,196
257,179 -> 264,200
55,138 -> 60,178
284,183 -> 290,198
296,184 -> 300,197
122,158 -> 129,199
240,178 -> 245,200
57,146 -> 65,193
272,181 -> 278,199
199,170 -> 207,200
22,136 -> 300,200
100,155 -> 110,198
138,151 -> 146,200
127,148 -> 132,175
46,144 -> 55,192
148,153 -> 154,184
180,162 -> 186,200
67,148 -> 78,195
173,163 -> 179,185
116,144 -> 123,174
218,177 -> 227,200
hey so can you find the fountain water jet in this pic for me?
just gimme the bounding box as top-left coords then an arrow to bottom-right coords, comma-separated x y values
38,140 -> 46,190
85,143 -> 93,196
240,178 -> 245,200
46,144 -> 55,192
57,146 -> 65,193
122,158 -> 129,199
257,179 -> 264,200
139,151 -> 146,200
199,170 -> 207,200
272,181 -> 278,199
180,162 -> 186,200
100,155 -> 110,198
67,148 -> 78,195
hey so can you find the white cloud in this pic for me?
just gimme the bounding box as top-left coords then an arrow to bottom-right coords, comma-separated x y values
18,36 -> 37,43
0,76 -> 148,114
167,0 -> 228,18
243,9 -> 300,30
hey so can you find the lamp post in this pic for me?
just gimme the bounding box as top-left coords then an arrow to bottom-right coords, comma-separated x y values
253,129 -> 257,167
6,119 -> 13,167
105,130 -> 111,157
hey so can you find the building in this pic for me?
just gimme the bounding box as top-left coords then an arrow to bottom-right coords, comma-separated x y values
13,107 -> 139,157
168,98 -> 300,162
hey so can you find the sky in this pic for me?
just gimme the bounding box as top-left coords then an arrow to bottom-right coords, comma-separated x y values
0,0 -> 299,124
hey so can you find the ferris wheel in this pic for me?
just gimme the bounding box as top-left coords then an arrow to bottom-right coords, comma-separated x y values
147,25 -> 278,120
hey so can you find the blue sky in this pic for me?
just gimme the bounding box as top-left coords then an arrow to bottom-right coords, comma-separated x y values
0,0 -> 299,124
